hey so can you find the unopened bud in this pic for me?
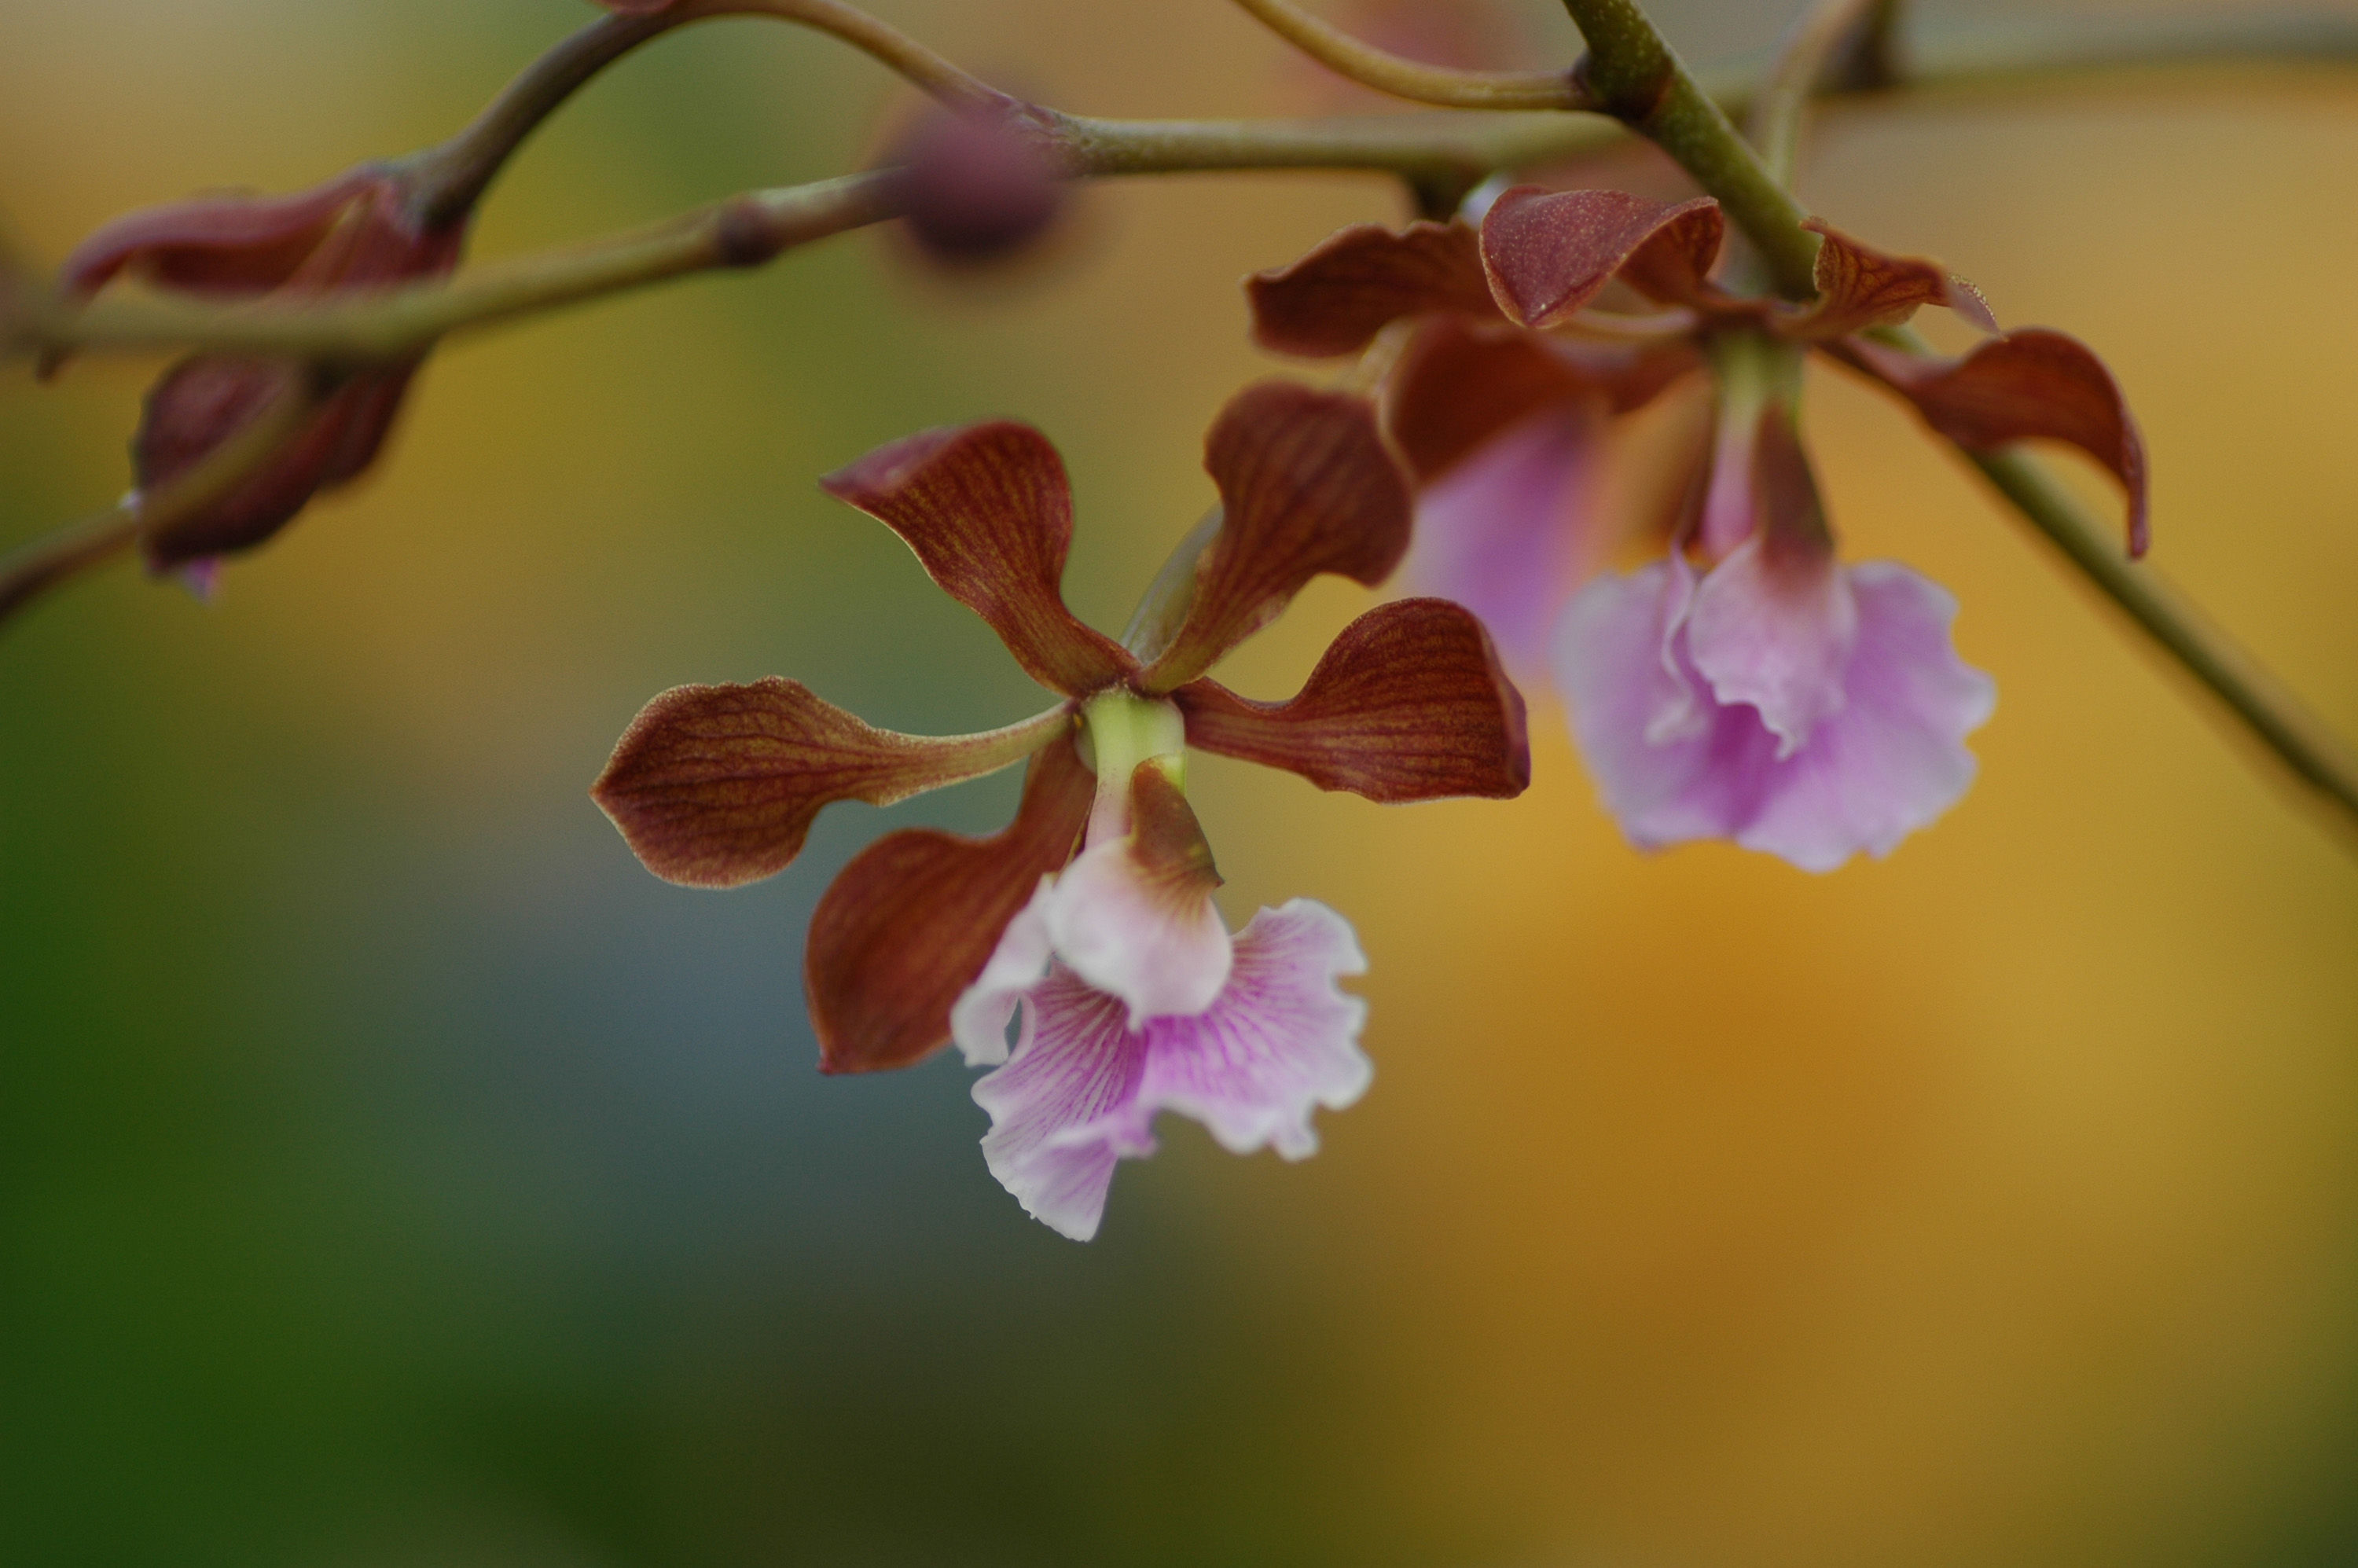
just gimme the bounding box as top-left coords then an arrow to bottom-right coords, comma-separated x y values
891,108 -> 1065,267
64,164 -> 468,571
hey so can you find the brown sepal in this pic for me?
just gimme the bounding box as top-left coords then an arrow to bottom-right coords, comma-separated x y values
1781,219 -> 1997,340
592,678 -> 1068,890
821,423 -> 1137,695
1479,187 -> 1723,325
1838,329 -> 2149,555
805,734 -> 1095,1074
1385,314 -> 1700,482
1173,597 -> 1530,802
1141,381 -> 1413,691
1246,220 -> 1499,358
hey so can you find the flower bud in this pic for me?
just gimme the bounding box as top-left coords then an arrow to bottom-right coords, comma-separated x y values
63,164 -> 468,571
889,108 -> 1065,268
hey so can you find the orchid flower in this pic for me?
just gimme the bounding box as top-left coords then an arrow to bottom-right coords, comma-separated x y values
593,380 -> 1530,1238
1247,186 -> 2148,870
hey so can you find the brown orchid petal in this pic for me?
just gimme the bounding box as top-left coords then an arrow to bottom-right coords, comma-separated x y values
821,423 -> 1137,695
592,678 -> 1070,890
806,734 -> 1095,1074
1140,381 -> 1413,692
1385,315 -> 1700,481
1839,329 -> 2149,555
1174,597 -> 1530,801
1479,187 -> 1723,325
1246,220 -> 1500,358
1781,219 -> 1998,340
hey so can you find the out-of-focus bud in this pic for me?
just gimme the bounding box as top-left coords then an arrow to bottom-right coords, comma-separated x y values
62,163 -> 468,571
889,108 -> 1066,268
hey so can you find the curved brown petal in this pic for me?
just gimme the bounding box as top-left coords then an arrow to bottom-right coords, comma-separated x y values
805,733 -> 1094,1074
1140,381 -> 1413,692
1479,187 -> 1723,325
821,423 -> 1136,696
1174,597 -> 1530,801
1246,220 -> 1499,358
592,678 -> 1070,890
1386,314 -> 1701,481
1838,329 -> 2149,555
1780,219 -> 1997,340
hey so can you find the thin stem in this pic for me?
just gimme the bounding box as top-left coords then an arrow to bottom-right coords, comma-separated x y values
1967,446 -> 2358,832
0,505 -> 138,623
0,371 -> 329,624
678,0 -> 1008,110
413,11 -> 680,226
417,2 -> 1005,227
1556,0 -> 1820,298
19,174 -> 899,364
1226,0 -> 1592,111
1749,0 -> 1883,183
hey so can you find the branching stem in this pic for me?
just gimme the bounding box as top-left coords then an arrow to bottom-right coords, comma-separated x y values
12,0 -> 2358,835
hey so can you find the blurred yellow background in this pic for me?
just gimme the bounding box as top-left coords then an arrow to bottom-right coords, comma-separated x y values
4,2 -> 2356,1565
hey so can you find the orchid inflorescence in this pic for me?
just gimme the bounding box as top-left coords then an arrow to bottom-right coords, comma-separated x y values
6,0 -> 2356,1238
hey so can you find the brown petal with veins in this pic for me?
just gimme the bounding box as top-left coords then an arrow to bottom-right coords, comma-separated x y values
821,423 -> 1137,695
593,678 -> 1070,889
805,735 -> 1095,1074
1838,329 -> 2149,555
1385,315 -> 1700,481
1174,597 -> 1530,801
1783,219 -> 1998,340
1140,381 -> 1413,692
1246,220 -> 1499,358
1479,187 -> 1723,325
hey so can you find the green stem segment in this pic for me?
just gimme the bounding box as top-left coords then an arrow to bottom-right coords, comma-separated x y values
0,369 -> 331,620
1966,447 -> 2358,828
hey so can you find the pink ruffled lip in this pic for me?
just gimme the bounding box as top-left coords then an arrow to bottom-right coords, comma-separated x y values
957,896 -> 1371,1242
1556,553 -> 1996,872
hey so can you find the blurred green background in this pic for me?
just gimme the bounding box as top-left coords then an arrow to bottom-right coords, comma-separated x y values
5,2 -> 2358,1563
